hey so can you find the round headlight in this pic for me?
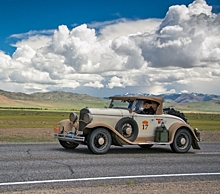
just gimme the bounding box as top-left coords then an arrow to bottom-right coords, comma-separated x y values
69,112 -> 78,123
83,113 -> 93,123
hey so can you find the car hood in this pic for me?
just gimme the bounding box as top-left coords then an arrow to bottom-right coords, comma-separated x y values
88,108 -> 131,117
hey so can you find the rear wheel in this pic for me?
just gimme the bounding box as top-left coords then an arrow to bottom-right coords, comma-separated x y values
170,128 -> 192,153
87,128 -> 112,154
59,140 -> 79,149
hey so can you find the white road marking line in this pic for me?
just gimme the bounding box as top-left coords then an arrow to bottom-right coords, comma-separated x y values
0,172 -> 220,186
196,152 -> 220,155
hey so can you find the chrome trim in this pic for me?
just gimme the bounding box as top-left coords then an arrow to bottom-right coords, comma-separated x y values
79,108 -> 91,131
69,112 -> 78,123
54,133 -> 85,143
83,112 -> 93,123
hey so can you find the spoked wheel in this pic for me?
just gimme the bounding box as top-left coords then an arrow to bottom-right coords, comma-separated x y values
139,144 -> 153,149
87,128 -> 112,154
115,118 -> 138,142
170,128 -> 192,153
59,140 -> 79,149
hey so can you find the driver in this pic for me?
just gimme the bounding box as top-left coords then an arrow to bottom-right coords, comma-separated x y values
141,100 -> 155,115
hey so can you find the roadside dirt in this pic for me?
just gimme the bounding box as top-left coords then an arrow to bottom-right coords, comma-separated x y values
2,180 -> 220,194
0,128 -> 54,142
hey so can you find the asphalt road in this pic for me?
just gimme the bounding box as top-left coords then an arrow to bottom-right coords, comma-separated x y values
0,142 -> 220,193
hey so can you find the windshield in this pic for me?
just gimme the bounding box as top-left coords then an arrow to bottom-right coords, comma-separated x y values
109,99 -> 132,109
109,99 -> 145,111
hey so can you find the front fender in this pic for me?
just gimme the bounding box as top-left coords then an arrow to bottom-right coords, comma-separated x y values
85,122 -> 136,146
57,119 -> 78,133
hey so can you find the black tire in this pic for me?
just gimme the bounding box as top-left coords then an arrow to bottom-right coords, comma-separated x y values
139,144 -> 153,149
115,117 -> 138,142
170,128 -> 192,153
163,108 -> 188,123
87,128 -> 112,154
59,140 -> 79,149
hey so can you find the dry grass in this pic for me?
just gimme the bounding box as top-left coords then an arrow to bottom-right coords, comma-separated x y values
0,128 -> 55,142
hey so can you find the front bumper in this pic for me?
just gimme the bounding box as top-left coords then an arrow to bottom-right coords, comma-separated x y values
54,132 -> 85,144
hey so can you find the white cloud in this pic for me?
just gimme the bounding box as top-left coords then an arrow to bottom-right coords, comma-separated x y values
160,25 -> 183,35
188,0 -> 212,16
211,69 -> 220,76
166,89 -> 177,94
10,30 -> 54,39
97,18 -> 161,40
12,45 -> 36,62
107,76 -> 124,89
0,0 -> 220,96
13,35 -> 51,50
181,90 -> 189,93
84,81 -> 104,88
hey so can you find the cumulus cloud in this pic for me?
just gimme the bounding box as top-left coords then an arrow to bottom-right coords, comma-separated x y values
12,45 -> 36,62
84,81 -> 104,88
0,0 -> 220,96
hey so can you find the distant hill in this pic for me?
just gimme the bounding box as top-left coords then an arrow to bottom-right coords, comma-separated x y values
0,89 -> 100,101
0,90 -> 109,110
0,90 -> 220,112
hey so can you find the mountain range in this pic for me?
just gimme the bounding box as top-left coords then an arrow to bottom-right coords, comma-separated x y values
0,89 -> 220,112
136,92 -> 220,103
1,89 -> 220,103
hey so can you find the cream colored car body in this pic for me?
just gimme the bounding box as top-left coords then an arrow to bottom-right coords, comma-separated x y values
54,96 -> 200,154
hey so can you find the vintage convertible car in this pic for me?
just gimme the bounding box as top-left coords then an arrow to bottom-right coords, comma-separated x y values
54,96 -> 200,154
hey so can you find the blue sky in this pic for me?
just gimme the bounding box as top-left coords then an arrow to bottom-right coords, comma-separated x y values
1,0 -> 219,55
0,0 -> 220,96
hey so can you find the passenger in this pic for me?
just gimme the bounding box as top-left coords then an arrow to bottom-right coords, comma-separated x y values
141,100 -> 155,115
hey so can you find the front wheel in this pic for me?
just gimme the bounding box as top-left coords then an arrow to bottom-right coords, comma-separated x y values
87,128 -> 112,154
170,128 -> 192,153
59,140 -> 79,149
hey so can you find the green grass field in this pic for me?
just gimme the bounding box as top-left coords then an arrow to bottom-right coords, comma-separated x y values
185,113 -> 220,131
0,109 -> 219,131
0,110 -> 219,142
0,110 -> 72,128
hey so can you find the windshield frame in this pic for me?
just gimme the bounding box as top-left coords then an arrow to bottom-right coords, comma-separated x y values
109,99 -> 132,109
108,96 -> 163,115
109,99 -> 145,111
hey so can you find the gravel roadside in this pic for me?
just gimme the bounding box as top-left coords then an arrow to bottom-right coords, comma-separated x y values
2,180 -> 220,194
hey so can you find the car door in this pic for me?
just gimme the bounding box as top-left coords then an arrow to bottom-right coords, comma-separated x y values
133,113 -> 156,137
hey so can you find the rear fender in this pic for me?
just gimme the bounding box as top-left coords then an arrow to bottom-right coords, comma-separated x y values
168,122 -> 200,149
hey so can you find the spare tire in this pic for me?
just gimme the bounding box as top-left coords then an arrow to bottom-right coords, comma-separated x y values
163,108 -> 188,123
115,117 -> 138,142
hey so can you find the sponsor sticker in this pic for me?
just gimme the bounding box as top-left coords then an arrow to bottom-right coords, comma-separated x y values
142,120 -> 148,130
156,118 -> 163,124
